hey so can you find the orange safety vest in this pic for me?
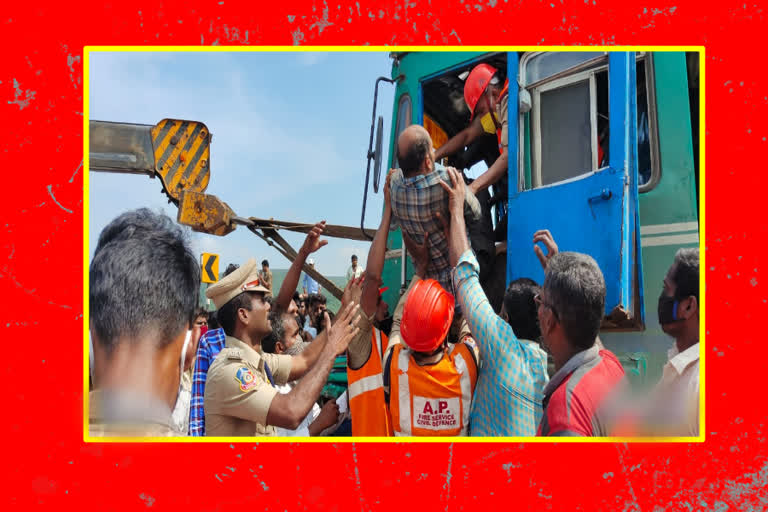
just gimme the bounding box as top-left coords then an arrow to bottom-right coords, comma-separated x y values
495,79 -> 509,152
387,342 -> 478,436
347,327 -> 393,436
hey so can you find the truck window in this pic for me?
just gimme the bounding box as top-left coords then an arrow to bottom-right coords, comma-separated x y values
536,73 -> 595,186
521,52 -> 659,192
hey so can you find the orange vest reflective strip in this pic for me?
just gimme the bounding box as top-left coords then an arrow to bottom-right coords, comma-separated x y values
389,343 -> 477,436
374,328 -> 385,358
347,327 -> 392,436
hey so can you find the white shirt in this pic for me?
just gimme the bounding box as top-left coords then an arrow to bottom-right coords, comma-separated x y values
170,367 -> 193,435
650,342 -> 700,436
274,382 -> 321,437
346,265 -> 363,282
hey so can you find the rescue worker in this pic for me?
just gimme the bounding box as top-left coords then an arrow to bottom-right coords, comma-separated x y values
434,62 -> 510,311
435,62 -> 509,200
344,169 -> 477,437
385,279 -> 479,436
203,257 -> 361,436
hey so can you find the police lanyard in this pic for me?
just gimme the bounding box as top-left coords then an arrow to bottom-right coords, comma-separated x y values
264,361 -> 276,387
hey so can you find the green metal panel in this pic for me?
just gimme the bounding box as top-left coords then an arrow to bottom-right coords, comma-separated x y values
638,52 -> 698,225
600,51 -> 700,385
523,112 -> 532,190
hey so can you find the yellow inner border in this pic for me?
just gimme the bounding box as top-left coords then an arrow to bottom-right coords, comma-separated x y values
83,45 -> 705,443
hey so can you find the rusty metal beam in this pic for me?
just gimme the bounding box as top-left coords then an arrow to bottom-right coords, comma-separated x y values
246,225 -> 345,301
248,217 -> 377,241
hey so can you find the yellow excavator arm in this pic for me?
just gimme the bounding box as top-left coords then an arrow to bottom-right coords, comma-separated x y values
89,118 -> 379,300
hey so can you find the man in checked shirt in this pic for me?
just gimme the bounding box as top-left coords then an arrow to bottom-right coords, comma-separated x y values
389,124 -> 482,335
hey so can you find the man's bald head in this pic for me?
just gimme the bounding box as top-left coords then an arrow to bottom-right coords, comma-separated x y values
397,125 -> 434,177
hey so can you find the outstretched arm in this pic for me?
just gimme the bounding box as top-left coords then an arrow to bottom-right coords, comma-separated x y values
468,147 -> 508,195
361,169 -> 395,317
277,221 -> 328,311
345,170 -> 395,370
440,168 -> 513,361
435,119 -> 485,162
533,229 -> 558,271
267,304 -> 360,430
438,169 -> 472,269
288,327 -> 329,381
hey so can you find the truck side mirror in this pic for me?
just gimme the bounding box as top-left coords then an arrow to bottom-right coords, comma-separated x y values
373,116 -> 384,193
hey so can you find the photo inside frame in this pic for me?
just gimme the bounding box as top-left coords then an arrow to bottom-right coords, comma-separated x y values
85,48 -> 702,442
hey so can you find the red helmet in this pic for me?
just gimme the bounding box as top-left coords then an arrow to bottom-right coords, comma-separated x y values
400,279 -> 455,353
464,63 -> 498,120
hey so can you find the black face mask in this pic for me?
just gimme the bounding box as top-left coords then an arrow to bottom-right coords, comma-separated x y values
658,293 -> 681,325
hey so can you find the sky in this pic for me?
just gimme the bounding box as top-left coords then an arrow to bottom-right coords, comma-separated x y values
88,51 -> 395,276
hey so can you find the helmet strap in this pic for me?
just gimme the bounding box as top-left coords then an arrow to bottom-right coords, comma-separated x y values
484,92 -> 501,131
413,342 -> 447,366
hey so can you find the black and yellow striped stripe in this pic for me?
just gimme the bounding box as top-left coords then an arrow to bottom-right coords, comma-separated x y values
150,119 -> 211,201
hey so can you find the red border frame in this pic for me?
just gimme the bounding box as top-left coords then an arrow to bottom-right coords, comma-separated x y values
3,1 -> 763,509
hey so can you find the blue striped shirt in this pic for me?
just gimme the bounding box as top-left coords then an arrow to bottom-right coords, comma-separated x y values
188,328 -> 226,436
453,250 -> 549,436
303,273 -> 319,295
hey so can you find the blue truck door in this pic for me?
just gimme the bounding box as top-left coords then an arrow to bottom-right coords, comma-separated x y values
506,52 -> 644,326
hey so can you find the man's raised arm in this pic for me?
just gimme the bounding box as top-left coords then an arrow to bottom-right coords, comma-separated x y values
276,221 -> 328,312
267,304 -> 360,430
360,169 -> 396,317
434,119 -> 485,162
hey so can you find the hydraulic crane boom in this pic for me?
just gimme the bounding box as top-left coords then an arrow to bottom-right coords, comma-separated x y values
88,118 -> 374,301
89,119 -> 212,203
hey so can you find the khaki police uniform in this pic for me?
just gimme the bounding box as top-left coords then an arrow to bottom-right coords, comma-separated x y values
202,258 -> 294,436
204,335 -> 292,436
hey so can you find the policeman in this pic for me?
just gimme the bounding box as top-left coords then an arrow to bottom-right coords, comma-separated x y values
204,258 -> 360,436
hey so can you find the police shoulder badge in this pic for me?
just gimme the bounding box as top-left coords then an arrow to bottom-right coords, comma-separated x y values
234,366 -> 258,392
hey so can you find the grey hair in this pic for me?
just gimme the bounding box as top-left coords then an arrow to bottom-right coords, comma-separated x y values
543,252 -> 606,351
671,247 -> 699,302
262,310 -> 293,354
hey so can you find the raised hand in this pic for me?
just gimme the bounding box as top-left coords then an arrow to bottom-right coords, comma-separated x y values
438,167 -> 466,218
533,229 -> 559,271
327,304 -> 361,355
341,273 -> 365,310
384,168 -> 397,211
300,221 -> 329,257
